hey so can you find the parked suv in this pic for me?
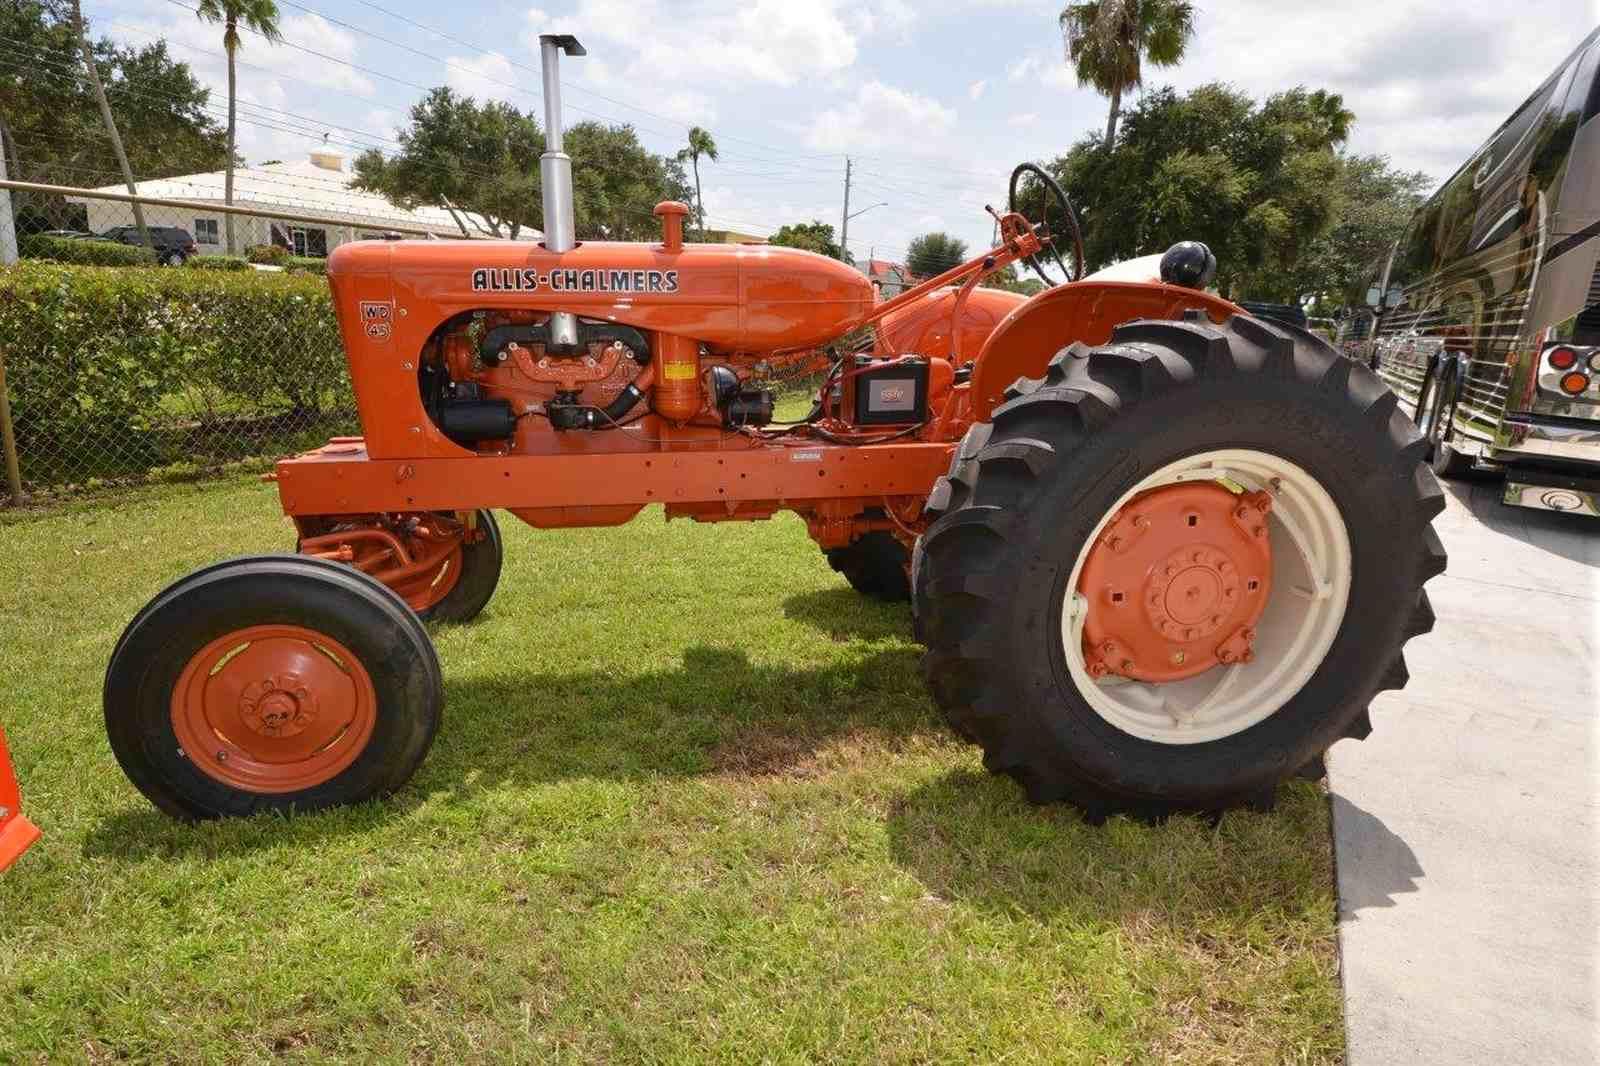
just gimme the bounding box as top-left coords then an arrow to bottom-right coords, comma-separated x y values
101,225 -> 199,266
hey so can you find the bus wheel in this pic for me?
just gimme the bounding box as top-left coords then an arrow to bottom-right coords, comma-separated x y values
1421,364 -> 1476,480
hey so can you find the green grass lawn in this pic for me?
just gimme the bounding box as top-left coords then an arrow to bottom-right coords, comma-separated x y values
0,477 -> 1342,1063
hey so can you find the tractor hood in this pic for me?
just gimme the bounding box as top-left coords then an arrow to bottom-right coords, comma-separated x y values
330,239 -> 874,353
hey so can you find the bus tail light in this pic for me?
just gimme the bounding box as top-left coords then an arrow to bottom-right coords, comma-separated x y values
1547,345 -> 1580,370
1559,372 -> 1591,395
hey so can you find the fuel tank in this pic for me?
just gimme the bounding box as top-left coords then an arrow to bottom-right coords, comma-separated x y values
877,287 -> 1028,364
331,239 -> 874,352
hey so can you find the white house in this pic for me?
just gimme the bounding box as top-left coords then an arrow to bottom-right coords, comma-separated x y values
70,151 -> 524,256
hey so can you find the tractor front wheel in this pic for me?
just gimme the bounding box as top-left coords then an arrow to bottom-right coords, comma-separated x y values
105,556 -> 442,819
916,313 -> 1446,820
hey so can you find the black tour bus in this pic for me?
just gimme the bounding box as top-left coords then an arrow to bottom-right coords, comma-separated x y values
1345,25 -> 1600,517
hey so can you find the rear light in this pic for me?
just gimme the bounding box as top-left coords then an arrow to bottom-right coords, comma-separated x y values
1547,346 -> 1579,370
1590,351 -> 1600,373
1559,372 -> 1590,395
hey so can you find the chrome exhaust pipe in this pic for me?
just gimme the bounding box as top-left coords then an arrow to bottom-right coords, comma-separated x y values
538,34 -> 585,351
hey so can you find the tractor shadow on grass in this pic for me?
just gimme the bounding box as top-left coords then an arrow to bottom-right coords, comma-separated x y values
781,587 -> 913,642
84,644 -> 939,860
885,769 -> 1344,925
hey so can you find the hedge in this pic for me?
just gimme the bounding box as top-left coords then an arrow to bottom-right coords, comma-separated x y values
187,255 -> 251,272
0,260 -> 352,486
18,234 -> 156,267
284,256 -> 327,275
246,244 -> 289,264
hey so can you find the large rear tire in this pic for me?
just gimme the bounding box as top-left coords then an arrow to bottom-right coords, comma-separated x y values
825,530 -> 911,602
105,555 -> 442,819
915,313 -> 1445,820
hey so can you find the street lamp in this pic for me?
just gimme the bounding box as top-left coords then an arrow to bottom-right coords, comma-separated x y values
840,201 -> 887,263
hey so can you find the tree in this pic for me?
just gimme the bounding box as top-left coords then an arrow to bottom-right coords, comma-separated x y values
354,89 -> 690,241
1280,154 -> 1431,308
1049,83 -> 1354,297
676,126 -> 717,238
354,88 -> 541,238
0,4 -> 227,186
194,0 -> 282,254
906,232 -> 969,279
980,263 -> 1046,297
768,220 -> 844,259
1059,0 -> 1195,148
568,120 -> 692,240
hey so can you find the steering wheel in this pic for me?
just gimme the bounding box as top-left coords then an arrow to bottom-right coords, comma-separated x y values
1007,162 -> 1085,287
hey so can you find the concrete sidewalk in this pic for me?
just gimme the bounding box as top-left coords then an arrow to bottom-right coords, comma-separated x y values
1330,479 -> 1599,1064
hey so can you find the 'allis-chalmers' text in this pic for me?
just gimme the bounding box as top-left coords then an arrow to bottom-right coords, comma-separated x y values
470,267 -> 680,294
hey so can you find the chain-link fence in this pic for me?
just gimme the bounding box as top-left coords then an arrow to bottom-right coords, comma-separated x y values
0,178 -> 474,504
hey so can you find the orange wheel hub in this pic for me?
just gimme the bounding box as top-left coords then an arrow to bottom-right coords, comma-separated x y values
170,625 -> 378,793
1078,483 -> 1273,683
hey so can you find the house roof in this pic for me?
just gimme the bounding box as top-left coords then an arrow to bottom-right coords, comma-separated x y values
69,154 -> 524,238
864,259 -> 907,280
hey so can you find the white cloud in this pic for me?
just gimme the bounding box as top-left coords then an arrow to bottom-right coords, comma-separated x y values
1007,112 -> 1039,127
552,1 -> 859,89
802,81 -> 957,154
968,79 -> 988,100
1159,1 -> 1592,186
442,52 -> 520,104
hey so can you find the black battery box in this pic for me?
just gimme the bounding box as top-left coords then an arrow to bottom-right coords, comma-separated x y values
846,356 -> 929,426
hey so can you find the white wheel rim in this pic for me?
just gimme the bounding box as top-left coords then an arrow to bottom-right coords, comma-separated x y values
1060,449 -> 1352,745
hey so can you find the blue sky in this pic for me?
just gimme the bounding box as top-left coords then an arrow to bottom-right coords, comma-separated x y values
88,0 -> 1599,263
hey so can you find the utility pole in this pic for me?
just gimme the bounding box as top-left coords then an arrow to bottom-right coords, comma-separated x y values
0,118 -> 17,266
73,0 -> 150,249
0,115 -> 21,503
839,156 -> 852,263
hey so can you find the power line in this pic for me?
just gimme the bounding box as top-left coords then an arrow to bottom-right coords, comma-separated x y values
344,0 -> 848,165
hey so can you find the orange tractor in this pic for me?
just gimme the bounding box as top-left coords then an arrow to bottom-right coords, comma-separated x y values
0,725 -> 40,871
104,36 -> 1445,823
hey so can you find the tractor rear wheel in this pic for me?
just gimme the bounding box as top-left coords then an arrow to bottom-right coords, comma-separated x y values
825,530 -> 911,601
105,555 -> 442,819
916,313 -> 1445,820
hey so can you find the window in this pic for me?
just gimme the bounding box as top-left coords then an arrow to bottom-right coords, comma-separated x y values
289,227 -> 328,257
194,218 -> 219,245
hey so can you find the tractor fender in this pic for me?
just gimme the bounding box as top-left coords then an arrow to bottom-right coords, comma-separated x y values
966,281 -> 1242,423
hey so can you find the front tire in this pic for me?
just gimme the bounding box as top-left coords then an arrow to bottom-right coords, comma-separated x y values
916,313 -> 1446,820
418,509 -> 503,623
105,555 -> 443,819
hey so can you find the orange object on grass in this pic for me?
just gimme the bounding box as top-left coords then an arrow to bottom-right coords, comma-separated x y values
0,723 -> 40,871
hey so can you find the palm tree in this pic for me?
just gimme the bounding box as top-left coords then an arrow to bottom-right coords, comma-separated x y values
195,0 -> 283,255
1060,0 -> 1196,148
676,127 -> 718,238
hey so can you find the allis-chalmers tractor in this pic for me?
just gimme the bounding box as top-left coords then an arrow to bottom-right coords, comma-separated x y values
102,36 -> 1445,825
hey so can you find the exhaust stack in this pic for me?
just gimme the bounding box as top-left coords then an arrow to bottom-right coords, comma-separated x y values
538,34 -> 585,351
